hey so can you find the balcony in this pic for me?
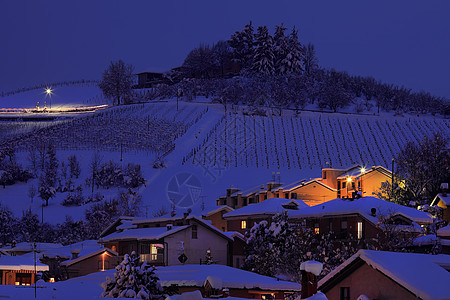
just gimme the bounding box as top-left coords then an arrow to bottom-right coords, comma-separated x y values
139,253 -> 164,265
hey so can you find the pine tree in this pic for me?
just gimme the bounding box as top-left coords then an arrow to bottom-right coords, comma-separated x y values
0,204 -> 16,245
229,21 -> 254,71
101,252 -> 164,299
252,26 -> 275,75
283,27 -> 304,74
273,24 -> 290,74
205,249 -> 213,265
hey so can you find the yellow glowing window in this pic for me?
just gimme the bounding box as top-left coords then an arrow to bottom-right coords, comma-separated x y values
314,227 -> 320,234
357,221 -> 363,239
241,220 -> 247,229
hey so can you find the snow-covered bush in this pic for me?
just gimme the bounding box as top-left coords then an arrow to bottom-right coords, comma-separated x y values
101,252 -> 165,299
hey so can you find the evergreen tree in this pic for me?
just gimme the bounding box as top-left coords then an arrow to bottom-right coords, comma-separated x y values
229,21 -> 254,70
284,27 -> 304,74
273,24 -> 290,74
101,252 -> 165,299
56,216 -> 89,245
205,249 -> 213,265
0,204 -> 16,245
252,25 -> 275,75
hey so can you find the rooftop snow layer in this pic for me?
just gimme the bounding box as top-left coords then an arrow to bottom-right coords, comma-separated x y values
1,242 -> 63,254
99,226 -> 189,242
319,249 -> 450,300
289,196 -> 433,225
437,225 -> 450,237
223,198 -> 308,218
40,240 -> 103,260
156,264 -> 301,291
0,252 -> 49,271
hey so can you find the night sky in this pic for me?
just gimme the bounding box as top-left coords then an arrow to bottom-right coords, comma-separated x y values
1,0 -> 449,98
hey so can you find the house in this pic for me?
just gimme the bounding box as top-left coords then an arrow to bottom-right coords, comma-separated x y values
60,248 -> 118,279
98,215 -> 234,267
216,165 -> 392,209
437,225 -> 450,254
431,183 -> 450,222
319,249 -> 450,300
217,182 -> 283,209
40,240 -> 118,280
289,196 -> 433,241
222,198 -> 309,234
156,264 -> 301,299
205,205 -> 234,232
0,252 -> 49,285
0,242 -> 63,256
135,68 -> 167,88
273,179 -> 337,207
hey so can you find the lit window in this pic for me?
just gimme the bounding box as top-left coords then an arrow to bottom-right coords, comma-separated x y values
241,221 -> 247,229
357,221 -> 363,239
151,244 -> 158,260
314,222 -> 320,234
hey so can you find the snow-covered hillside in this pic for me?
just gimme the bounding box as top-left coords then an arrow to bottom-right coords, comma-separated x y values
0,89 -> 449,224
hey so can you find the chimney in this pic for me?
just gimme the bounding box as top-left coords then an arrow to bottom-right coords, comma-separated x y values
71,249 -> 80,260
167,223 -> 173,231
300,261 -> 323,299
441,183 -> 448,197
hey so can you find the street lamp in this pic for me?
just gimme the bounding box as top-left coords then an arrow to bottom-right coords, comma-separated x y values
44,87 -> 53,110
346,177 -> 352,198
360,167 -> 366,195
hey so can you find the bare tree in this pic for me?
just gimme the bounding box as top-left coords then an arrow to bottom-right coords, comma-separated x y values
99,60 -> 135,105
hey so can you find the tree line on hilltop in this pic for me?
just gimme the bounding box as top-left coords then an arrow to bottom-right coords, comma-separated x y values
110,22 -> 446,115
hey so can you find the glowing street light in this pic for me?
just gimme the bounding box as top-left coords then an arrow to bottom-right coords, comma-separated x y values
360,167 -> 366,195
346,177 -> 352,198
44,87 -> 53,109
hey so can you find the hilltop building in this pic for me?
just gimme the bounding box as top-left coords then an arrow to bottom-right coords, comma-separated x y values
217,165 -> 392,209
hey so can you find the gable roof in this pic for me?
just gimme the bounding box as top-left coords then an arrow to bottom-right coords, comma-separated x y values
99,226 -> 189,243
205,205 -> 234,217
337,165 -> 391,179
60,248 -> 118,267
131,216 -> 234,242
288,197 -> 433,225
40,240 -> 103,260
230,184 -> 268,197
431,193 -> 450,206
319,249 -> 450,300
223,198 -> 308,218
99,216 -> 135,238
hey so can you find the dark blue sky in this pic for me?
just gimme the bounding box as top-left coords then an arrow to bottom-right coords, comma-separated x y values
1,0 -> 449,99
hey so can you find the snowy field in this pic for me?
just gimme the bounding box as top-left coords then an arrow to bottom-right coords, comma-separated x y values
0,85 -> 449,225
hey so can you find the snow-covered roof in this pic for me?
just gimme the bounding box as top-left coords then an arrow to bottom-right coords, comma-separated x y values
136,67 -> 169,74
157,264 -> 301,291
40,240 -> 103,260
274,179 -> 307,192
61,248 -> 118,267
99,226 -> 189,243
223,231 -> 245,241
131,216 -> 233,242
99,216 -> 135,238
412,234 -> 439,246
230,184 -> 267,197
205,205 -> 234,217
319,249 -> 450,300
0,252 -> 49,271
437,225 -> 450,238
295,292 -> 328,300
299,179 -> 337,192
223,198 -> 308,218
337,165 -> 391,179
1,242 -> 63,254
289,196 -> 433,225
431,193 -> 450,206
